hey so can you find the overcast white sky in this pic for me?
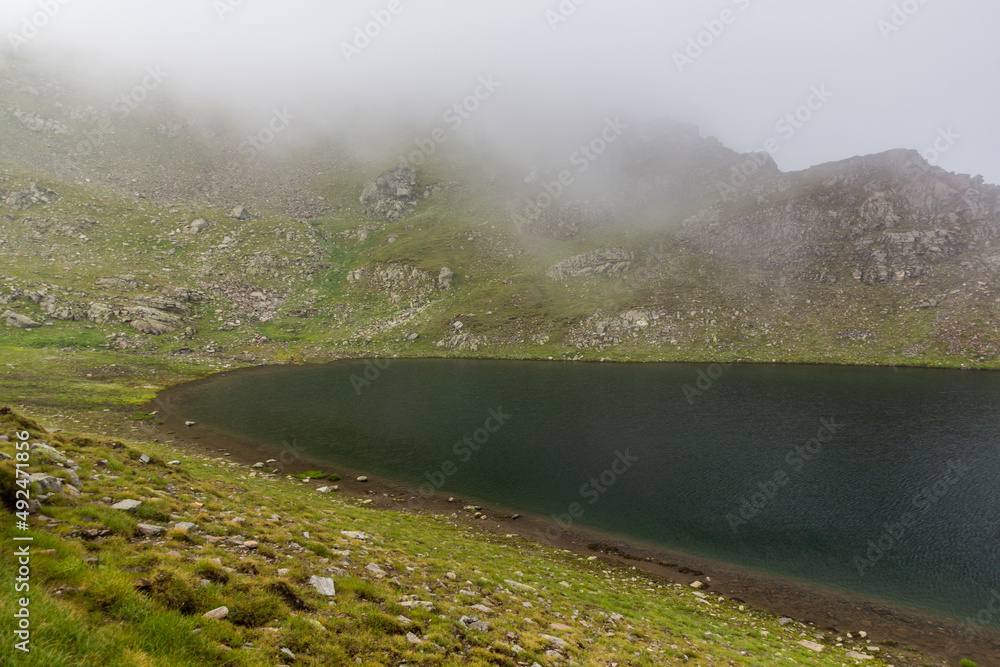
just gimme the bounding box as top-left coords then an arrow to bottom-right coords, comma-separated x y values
2,0 -> 998,181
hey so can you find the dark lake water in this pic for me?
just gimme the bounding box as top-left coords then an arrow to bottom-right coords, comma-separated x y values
166,359 -> 1000,626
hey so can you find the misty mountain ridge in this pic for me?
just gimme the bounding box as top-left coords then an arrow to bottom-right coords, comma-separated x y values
1,55 -> 997,369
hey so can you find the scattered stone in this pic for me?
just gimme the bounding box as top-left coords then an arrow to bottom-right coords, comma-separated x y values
365,563 -> 387,578
136,524 -> 166,537
778,617 -> 793,626
549,623 -> 572,631
231,206 -> 251,221
138,454 -> 151,464
184,421 -> 196,427
356,476 -> 368,483
186,218 -> 209,235
405,632 -> 423,644
845,651 -> 874,660
173,522 -> 197,533
540,634 -> 569,649
504,579 -> 537,593
340,530 -> 368,540
798,639 -> 824,652
111,499 -> 142,512
202,606 -> 229,620
689,580 -> 706,589
309,576 -> 336,597
470,604 -> 493,615
399,600 -> 434,610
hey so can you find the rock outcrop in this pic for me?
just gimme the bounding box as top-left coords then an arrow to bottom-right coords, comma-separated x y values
360,164 -> 417,222
547,248 -> 636,281
1,183 -> 57,210
2,309 -> 41,329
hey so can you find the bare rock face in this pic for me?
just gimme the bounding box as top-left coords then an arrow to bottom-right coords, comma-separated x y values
87,303 -> 113,324
436,332 -> 488,352
547,248 -> 636,281
119,306 -> 182,335
677,148 -> 1000,287
360,163 -> 417,222
39,294 -> 86,321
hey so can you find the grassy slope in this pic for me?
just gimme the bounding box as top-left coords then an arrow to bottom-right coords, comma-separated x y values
0,408 -> 930,667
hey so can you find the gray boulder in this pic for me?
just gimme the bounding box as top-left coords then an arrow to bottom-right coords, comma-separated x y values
3,309 -> 41,329
29,474 -> 63,495
438,267 -> 454,290
111,499 -> 142,512
231,206 -> 251,221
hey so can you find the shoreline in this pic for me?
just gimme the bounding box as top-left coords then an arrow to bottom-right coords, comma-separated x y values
150,394 -> 1000,665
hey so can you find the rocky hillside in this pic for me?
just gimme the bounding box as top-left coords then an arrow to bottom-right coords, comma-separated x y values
0,52 -> 997,385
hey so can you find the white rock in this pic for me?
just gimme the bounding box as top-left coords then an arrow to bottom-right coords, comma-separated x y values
405,632 -> 422,644
365,563 -> 387,577
202,606 -> 228,620
173,522 -> 197,533
798,640 -> 824,652
309,576 -> 336,596
845,651 -> 873,660
111,499 -> 142,512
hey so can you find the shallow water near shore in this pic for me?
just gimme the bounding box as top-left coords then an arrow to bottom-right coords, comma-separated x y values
164,359 -> 1000,628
